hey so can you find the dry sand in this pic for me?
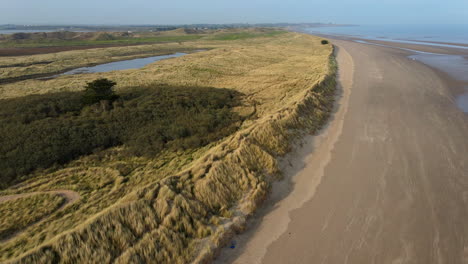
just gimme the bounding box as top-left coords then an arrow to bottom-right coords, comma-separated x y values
215,38 -> 468,263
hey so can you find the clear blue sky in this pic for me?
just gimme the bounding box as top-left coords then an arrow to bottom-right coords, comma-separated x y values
1,0 -> 467,25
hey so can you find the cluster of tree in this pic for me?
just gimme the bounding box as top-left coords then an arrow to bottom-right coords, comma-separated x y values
0,81 -> 242,189
82,78 -> 119,106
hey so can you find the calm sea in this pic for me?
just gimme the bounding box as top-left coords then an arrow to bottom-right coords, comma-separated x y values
305,24 -> 468,45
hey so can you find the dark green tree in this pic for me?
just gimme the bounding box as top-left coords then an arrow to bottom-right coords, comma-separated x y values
82,78 -> 119,105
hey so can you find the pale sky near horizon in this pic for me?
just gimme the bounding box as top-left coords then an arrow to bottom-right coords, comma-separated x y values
1,0 -> 467,25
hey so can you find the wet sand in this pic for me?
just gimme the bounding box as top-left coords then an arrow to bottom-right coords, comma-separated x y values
364,39 -> 468,55
400,39 -> 468,48
215,37 -> 468,263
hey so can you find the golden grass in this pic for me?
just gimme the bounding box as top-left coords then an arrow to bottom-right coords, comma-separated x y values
0,193 -> 65,241
0,45 -> 202,80
0,29 -> 335,263
0,28 -> 285,81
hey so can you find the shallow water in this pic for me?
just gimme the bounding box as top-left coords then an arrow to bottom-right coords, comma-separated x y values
456,92 -> 468,113
378,39 -> 468,50
409,54 -> 468,82
61,52 -> 187,75
406,53 -> 468,114
353,40 -> 438,55
305,24 -> 468,45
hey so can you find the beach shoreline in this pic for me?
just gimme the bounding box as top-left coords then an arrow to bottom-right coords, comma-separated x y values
214,34 -> 468,263
299,31 -> 468,113
214,42 -> 354,264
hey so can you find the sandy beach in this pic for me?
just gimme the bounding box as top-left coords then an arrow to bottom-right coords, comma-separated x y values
215,37 -> 468,263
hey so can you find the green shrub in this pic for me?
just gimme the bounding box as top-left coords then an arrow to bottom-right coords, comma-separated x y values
82,78 -> 119,106
0,85 -> 243,189
321,40 -> 329,45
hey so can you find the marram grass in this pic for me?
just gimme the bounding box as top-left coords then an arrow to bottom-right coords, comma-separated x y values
0,29 -> 336,263
0,193 -> 65,241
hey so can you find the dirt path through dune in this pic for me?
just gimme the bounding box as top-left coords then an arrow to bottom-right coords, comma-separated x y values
0,190 -> 80,204
0,190 -> 80,243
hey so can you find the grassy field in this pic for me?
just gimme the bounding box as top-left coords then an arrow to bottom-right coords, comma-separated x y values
0,30 -> 206,48
0,28 -> 335,263
0,29 -> 288,49
0,35 -> 204,48
209,30 -> 287,40
0,28 -> 288,82
0,45 -> 202,81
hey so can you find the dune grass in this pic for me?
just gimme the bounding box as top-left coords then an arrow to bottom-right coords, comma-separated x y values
0,193 -> 65,240
0,29 -> 207,48
0,29 -> 287,83
0,46 -> 202,81
0,28 -> 286,49
0,35 -> 204,48
0,29 -> 335,263
210,30 -> 287,40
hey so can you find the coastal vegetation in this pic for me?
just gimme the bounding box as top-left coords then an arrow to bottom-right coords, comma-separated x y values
0,28 -> 334,263
0,28 -> 287,50
210,30 -> 286,41
0,28 -> 287,82
81,78 -> 119,105
0,31 -> 204,48
0,193 -> 65,240
0,83 -> 241,189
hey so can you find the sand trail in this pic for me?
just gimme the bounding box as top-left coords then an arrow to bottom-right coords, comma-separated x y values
0,190 -> 80,243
